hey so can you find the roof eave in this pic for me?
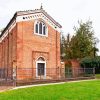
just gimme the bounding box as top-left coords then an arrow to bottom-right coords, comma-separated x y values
17,9 -> 62,28
0,12 -> 17,38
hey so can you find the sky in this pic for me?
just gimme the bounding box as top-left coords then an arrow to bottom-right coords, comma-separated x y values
0,0 -> 100,54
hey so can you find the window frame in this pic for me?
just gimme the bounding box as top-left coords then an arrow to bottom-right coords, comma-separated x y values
34,20 -> 48,37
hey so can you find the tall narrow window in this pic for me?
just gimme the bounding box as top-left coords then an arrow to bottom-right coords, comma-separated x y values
43,26 -> 46,35
36,24 -> 38,33
39,22 -> 42,34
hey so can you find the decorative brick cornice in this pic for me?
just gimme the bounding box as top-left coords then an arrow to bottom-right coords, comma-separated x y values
16,9 -> 62,28
0,8 -> 62,43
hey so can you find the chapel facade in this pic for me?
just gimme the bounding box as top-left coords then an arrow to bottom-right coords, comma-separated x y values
0,7 -> 62,80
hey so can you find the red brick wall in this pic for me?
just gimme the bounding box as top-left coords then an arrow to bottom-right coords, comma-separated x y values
71,59 -> 80,68
0,26 -> 17,78
16,20 -> 61,69
16,20 -> 61,79
0,18 -> 61,80
0,42 -> 2,68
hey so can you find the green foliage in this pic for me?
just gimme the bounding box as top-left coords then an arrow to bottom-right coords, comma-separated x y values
80,56 -> 100,67
60,34 -> 72,60
95,74 -> 100,79
60,20 -> 99,60
71,20 -> 97,58
80,56 -> 100,73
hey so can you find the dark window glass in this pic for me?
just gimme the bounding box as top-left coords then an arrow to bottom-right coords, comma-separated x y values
39,22 -> 42,34
43,26 -> 46,35
36,24 -> 38,33
38,63 -> 45,75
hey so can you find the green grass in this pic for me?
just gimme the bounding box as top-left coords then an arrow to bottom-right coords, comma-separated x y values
95,74 -> 100,79
0,80 -> 100,100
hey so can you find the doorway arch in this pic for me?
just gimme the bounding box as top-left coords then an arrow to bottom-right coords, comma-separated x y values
36,57 -> 46,78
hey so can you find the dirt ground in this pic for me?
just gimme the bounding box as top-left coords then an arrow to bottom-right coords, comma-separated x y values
0,86 -> 14,92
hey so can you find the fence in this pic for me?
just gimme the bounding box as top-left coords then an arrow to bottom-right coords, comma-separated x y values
60,68 -> 95,79
0,67 -> 95,86
0,67 -> 14,86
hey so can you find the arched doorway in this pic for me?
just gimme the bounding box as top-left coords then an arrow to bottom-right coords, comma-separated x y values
36,57 -> 46,78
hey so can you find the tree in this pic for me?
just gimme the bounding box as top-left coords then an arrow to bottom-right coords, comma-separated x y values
60,20 -> 99,61
60,34 -> 66,60
60,34 -> 72,60
70,20 -> 98,59
80,56 -> 100,73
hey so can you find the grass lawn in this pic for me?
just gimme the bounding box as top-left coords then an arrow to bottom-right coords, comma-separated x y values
0,80 -> 100,100
95,74 -> 100,79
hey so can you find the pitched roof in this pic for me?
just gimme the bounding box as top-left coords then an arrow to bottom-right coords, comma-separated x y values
0,8 -> 62,37
17,9 -> 62,28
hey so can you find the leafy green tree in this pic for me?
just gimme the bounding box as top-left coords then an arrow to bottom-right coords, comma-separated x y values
80,56 -> 100,73
70,20 -> 98,59
60,20 -> 99,60
60,34 -> 72,60
60,34 -> 65,60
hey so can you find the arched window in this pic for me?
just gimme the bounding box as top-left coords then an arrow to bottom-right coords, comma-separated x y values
34,21 -> 47,36
39,22 -> 42,34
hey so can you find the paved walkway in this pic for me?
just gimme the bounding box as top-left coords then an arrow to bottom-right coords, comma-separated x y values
0,79 -> 97,92
13,79 -> 97,90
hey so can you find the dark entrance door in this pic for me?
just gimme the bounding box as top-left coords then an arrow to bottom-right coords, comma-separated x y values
37,63 -> 45,76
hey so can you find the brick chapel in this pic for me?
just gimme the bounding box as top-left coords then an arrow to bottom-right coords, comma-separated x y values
0,6 -> 62,80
